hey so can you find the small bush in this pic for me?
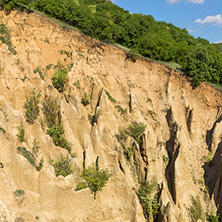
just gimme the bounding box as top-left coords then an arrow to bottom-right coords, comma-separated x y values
43,97 -> 72,152
137,179 -> 160,221
80,164 -> 111,199
32,138 -> 40,156
81,92 -> 91,106
36,157 -> 44,171
51,62 -> 68,92
53,154 -> 73,177
14,189 -> 25,204
47,124 -> 71,152
16,124 -> 26,143
189,196 -> 205,222
42,96 -> 60,128
127,121 -> 146,144
24,88 -> 41,125
14,189 -> 25,197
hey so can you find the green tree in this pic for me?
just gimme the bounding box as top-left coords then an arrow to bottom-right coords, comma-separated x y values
80,164 -> 111,199
183,44 -> 214,87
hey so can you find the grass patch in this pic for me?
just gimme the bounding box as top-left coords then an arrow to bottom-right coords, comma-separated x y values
159,61 -> 182,72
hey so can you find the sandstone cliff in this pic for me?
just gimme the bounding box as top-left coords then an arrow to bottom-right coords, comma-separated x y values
0,10 -> 222,222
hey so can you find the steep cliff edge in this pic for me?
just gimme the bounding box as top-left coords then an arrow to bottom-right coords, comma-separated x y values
0,10 -> 222,222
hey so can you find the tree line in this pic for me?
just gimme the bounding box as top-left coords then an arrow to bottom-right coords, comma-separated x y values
1,0 -> 222,87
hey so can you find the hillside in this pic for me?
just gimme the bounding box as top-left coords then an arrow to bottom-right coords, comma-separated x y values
0,10 -> 222,222
1,0 -> 222,87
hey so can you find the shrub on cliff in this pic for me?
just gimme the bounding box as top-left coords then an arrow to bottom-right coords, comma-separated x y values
46,124 -> 71,153
51,62 -> 68,93
78,164 -> 111,199
52,154 -> 73,177
16,124 -> 26,142
137,179 -> 160,221
42,96 -> 60,128
127,121 -> 146,144
24,88 -> 41,125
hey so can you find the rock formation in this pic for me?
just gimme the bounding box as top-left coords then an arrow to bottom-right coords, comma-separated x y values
0,10 -> 221,222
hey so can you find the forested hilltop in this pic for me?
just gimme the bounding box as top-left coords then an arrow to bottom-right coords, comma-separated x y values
1,0 -> 222,87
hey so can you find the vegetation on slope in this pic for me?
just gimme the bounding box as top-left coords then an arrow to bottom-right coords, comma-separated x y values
1,0 -> 222,87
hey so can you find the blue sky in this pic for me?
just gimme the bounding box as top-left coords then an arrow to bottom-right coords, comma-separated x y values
113,0 -> 222,43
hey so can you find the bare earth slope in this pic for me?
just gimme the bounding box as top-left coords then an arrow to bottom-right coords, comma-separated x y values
0,10 -> 222,222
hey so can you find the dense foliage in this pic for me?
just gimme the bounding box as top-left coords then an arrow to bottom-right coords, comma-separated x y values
1,0 -> 222,86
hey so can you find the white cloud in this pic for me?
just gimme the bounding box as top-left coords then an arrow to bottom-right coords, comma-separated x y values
167,0 -> 180,3
214,40 -> 222,44
195,14 -> 222,26
167,0 -> 204,4
189,0 -> 204,3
